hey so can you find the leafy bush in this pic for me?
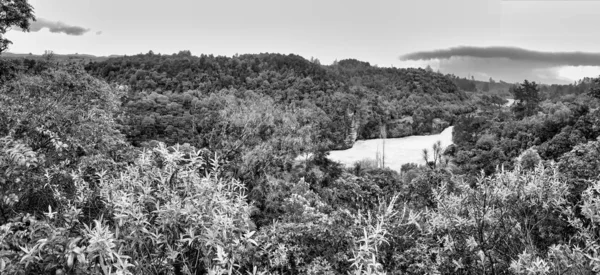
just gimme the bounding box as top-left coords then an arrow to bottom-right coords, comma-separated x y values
510,178 -> 600,274
518,148 -> 542,170
0,63 -> 130,221
417,164 -> 570,274
0,143 -> 258,275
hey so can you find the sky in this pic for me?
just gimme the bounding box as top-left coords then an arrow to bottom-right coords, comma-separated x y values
5,0 -> 600,84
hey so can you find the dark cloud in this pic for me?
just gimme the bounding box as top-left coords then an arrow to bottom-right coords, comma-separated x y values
400,46 -> 600,66
27,18 -> 90,36
96,31 -> 103,35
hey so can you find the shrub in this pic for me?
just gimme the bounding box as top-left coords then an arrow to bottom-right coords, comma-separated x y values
417,164 -> 570,274
0,143 -> 258,275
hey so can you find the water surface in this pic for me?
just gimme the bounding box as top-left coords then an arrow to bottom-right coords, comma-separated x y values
321,99 -> 511,171
504,98 -> 515,107
326,126 -> 454,171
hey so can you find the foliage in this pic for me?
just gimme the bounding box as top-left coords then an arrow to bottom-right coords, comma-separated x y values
420,164 -> 570,274
0,63 -> 130,222
84,52 -> 474,151
518,148 -> 542,171
449,97 -> 600,176
0,0 -> 35,53
5,6 -> 600,272
511,80 -> 541,119
558,139 -> 600,183
349,195 -> 418,275
589,77 -> 600,100
510,178 -> 600,274
0,144 -> 257,275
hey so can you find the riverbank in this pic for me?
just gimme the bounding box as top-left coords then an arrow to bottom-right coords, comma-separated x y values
329,126 -> 454,171
298,126 -> 454,172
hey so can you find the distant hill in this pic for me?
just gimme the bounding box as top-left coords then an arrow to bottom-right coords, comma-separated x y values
453,75 -> 594,101
0,52 -> 120,62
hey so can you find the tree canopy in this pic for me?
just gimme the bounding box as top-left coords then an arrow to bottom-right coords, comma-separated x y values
3,2 -> 600,272
0,0 -> 35,54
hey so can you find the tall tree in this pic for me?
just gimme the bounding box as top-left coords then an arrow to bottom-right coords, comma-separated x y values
511,80 -> 540,119
589,76 -> 600,100
0,0 -> 35,54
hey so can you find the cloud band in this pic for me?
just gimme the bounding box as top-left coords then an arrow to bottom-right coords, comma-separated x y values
400,46 -> 600,66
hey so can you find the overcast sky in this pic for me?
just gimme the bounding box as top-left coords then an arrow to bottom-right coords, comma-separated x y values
6,0 -> 600,84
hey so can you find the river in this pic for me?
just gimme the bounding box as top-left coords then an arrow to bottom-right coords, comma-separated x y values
313,99 -> 511,171
505,98 -> 515,107
323,126 -> 454,172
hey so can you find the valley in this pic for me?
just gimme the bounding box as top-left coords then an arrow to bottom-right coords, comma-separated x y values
2,1 -> 600,274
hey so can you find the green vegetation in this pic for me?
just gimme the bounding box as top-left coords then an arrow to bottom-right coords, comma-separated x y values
83,53 -> 474,150
0,0 -> 35,54
3,2 -> 600,274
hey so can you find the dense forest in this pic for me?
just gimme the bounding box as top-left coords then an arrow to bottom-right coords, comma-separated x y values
3,1 -> 600,274
81,52 -> 475,150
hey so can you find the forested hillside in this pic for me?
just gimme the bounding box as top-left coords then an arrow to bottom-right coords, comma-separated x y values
3,2 -> 600,273
84,52 -> 474,149
448,79 -> 600,177
2,53 -> 600,274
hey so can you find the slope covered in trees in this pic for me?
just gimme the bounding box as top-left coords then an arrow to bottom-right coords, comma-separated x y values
1,56 -> 600,274
4,2 -> 600,272
84,52 -> 475,150
447,79 -> 600,177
